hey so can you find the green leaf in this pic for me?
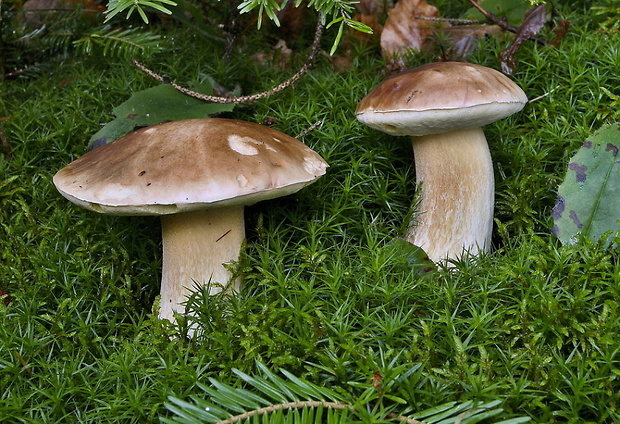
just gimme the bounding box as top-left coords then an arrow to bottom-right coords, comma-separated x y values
88,80 -> 235,149
552,123 -> 620,246
379,238 -> 436,275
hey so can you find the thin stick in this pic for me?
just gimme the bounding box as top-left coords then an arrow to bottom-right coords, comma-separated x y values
133,14 -> 324,104
467,0 -> 517,32
295,120 -> 324,139
415,16 -> 487,25
466,0 -> 546,45
528,85 -> 558,103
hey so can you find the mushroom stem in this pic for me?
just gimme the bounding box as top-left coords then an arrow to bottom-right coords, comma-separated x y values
159,205 -> 245,321
407,127 -> 494,263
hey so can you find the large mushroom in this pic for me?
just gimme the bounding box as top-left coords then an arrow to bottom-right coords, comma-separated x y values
356,62 -> 527,263
53,118 -> 328,322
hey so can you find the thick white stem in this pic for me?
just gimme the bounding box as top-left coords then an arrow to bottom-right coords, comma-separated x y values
159,206 -> 245,322
406,128 -> 494,263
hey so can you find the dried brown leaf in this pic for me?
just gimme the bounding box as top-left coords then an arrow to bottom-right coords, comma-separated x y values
251,40 -> 293,68
440,24 -> 503,60
550,20 -> 570,47
351,12 -> 383,42
0,289 -> 11,305
276,2 -> 306,40
380,0 -> 439,68
355,0 -> 389,16
499,4 -> 547,74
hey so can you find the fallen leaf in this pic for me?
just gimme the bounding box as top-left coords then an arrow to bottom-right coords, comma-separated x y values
88,80 -> 236,149
372,371 -> 383,388
351,0 -> 388,41
499,4 -> 547,74
351,12 -> 383,42
321,49 -> 353,73
356,0 -> 387,16
276,1 -> 306,40
380,0 -> 439,69
0,290 -> 11,305
439,24 -> 504,60
550,19 -> 570,47
552,123 -> 620,246
252,39 -> 293,67
379,238 -> 436,276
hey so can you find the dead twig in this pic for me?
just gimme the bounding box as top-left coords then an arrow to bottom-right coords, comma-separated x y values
415,16 -> 486,25
295,120 -> 324,139
133,14 -> 324,104
466,0 -> 546,45
467,0 -> 517,32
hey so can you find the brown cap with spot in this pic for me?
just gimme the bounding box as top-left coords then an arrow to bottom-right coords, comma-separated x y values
356,62 -> 528,137
53,118 -> 329,215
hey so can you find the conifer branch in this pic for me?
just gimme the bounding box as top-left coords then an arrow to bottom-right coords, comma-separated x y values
214,400 -> 426,424
215,401 -> 349,424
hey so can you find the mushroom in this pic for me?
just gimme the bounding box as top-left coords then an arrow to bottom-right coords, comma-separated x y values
53,118 -> 328,322
356,62 -> 527,263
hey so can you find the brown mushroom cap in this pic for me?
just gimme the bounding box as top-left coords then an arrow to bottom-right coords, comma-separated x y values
355,62 -> 528,136
53,118 -> 328,215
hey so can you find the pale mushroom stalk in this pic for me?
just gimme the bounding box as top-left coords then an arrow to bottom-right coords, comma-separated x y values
356,62 -> 527,265
53,118 -> 328,327
407,128 -> 494,261
159,206 -> 244,322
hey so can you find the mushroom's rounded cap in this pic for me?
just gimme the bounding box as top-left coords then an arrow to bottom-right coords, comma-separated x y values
356,62 -> 527,136
53,118 -> 329,215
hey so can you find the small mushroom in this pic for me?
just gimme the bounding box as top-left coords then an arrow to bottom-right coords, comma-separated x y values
53,118 -> 328,322
356,62 -> 527,263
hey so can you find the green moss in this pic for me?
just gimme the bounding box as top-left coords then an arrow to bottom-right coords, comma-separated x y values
1,2 -> 619,423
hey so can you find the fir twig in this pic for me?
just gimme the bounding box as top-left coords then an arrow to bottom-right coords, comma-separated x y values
132,14 -> 325,104
214,401 -> 426,424
74,26 -> 163,58
215,401 -> 349,424
162,364 -> 521,424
